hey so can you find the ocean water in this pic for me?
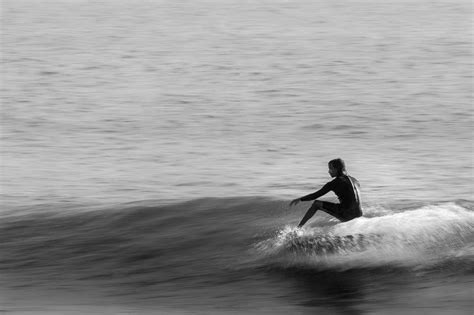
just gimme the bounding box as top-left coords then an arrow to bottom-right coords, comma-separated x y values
1,0 -> 473,314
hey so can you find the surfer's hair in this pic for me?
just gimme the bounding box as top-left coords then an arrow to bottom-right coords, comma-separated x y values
329,158 -> 346,175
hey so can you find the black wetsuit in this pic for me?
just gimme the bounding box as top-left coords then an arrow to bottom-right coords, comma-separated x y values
300,175 -> 362,222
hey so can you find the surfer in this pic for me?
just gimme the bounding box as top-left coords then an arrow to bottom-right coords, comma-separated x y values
290,158 -> 362,227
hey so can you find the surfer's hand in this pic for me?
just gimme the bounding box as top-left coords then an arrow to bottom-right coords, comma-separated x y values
290,198 -> 301,207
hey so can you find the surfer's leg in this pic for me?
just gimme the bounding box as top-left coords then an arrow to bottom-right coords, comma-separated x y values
319,202 -> 347,222
298,201 -> 323,227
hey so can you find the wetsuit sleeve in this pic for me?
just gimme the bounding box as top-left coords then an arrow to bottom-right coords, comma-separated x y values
300,181 -> 334,201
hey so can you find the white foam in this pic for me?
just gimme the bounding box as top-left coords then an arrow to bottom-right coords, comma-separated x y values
333,203 -> 473,239
255,203 -> 474,270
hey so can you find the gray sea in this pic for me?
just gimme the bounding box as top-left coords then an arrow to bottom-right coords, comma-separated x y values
1,0 -> 473,314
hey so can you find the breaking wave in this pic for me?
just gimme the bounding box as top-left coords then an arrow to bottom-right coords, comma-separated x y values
0,198 -> 472,289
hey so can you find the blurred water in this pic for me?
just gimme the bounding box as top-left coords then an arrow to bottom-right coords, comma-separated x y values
2,0 -> 472,208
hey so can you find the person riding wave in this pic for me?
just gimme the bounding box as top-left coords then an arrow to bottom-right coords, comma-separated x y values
290,158 -> 362,227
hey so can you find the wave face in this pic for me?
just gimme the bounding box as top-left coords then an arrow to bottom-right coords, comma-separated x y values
1,198 -> 473,313
1,199 -> 473,275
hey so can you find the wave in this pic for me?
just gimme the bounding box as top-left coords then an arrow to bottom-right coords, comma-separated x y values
0,197 -> 473,286
0,197 -> 283,282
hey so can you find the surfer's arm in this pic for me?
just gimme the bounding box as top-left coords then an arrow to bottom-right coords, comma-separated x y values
289,180 -> 335,207
299,182 -> 333,202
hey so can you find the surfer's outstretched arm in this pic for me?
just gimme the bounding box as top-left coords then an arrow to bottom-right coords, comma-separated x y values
300,183 -> 332,202
289,183 -> 331,207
